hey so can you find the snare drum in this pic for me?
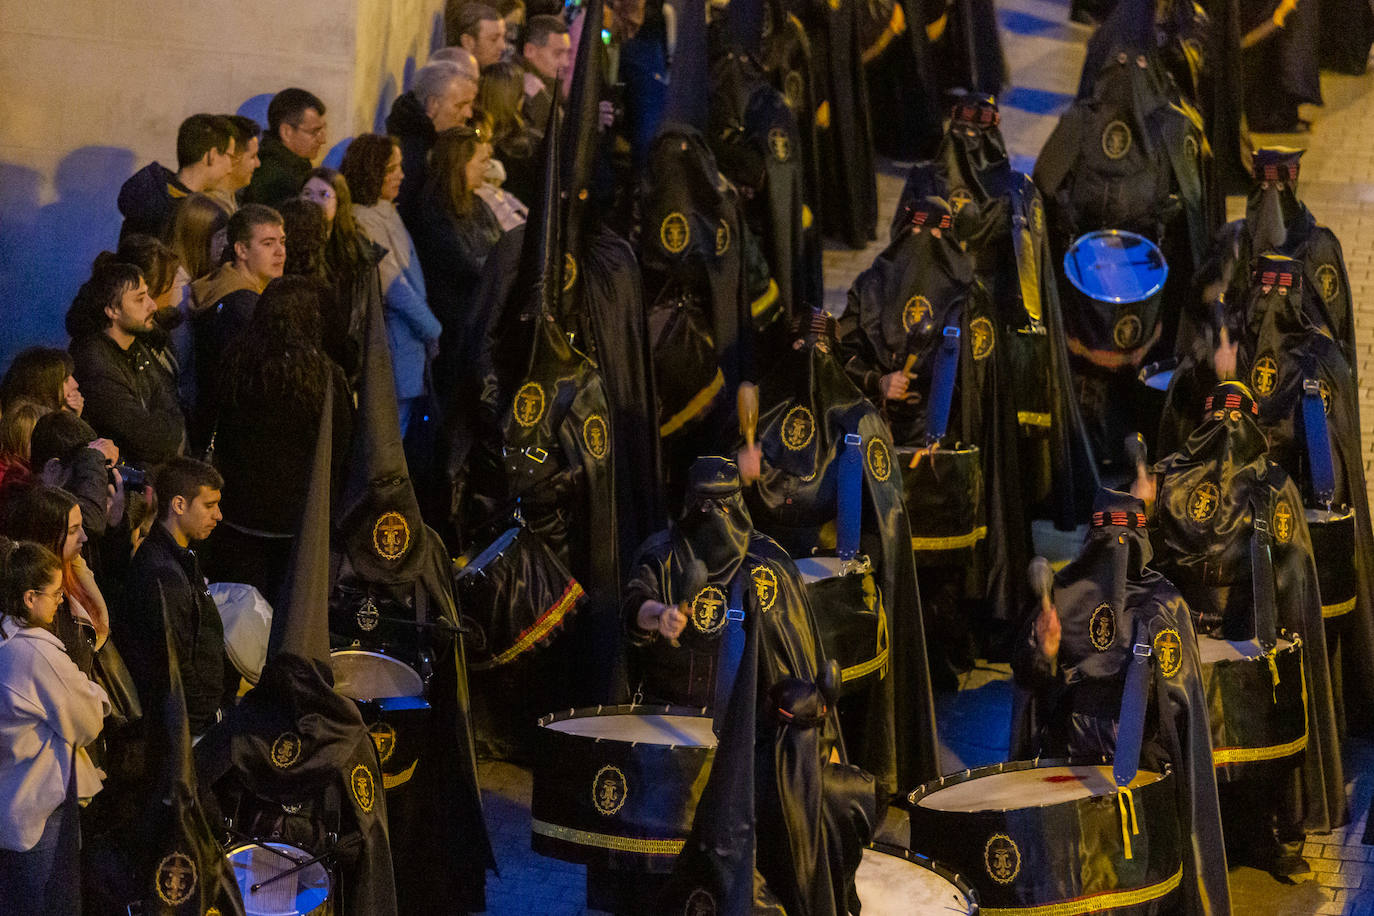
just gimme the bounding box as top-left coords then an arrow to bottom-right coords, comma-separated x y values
1306,507 -> 1357,620
853,843 -> 978,915
896,445 -> 987,567
329,649 -> 430,791
1197,634 -> 1307,779
795,556 -> 888,694
228,841 -> 331,916
908,761 -> 1182,913
531,705 -> 717,872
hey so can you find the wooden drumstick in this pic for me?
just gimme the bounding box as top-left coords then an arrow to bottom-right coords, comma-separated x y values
737,382 -> 759,449
1125,432 -> 1148,487
1029,556 -> 1054,614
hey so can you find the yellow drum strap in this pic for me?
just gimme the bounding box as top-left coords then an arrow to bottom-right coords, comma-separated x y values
1116,787 -> 1139,860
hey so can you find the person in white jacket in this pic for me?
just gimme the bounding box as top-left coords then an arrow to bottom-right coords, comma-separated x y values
0,539 -> 109,915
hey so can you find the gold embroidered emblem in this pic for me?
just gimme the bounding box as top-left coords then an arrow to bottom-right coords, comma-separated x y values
583,414 -> 610,460
207,908 -> 222,916
780,405 -> 816,450
752,565 -> 779,612
984,833 -> 1021,884
1273,501 -> 1294,544
768,127 -> 790,162
1113,313 -> 1142,350
949,187 -> 974,215
685,888 -> 717,916
271,732 -> 302,768
351,763 -> 376,813
1153,627 -> 1182,678
1315,263 -> 1339,304
1187,481 -> 1220,524
592,764 -> 628,816
715,219 -> 731,256
970,317 -> 995,360
513,381 -> 547,427
372,510 -> 411,561
784,71 -> 805,110
1101,120 -> 1132,160
563,252 -> 577,292
368,721 -> 397,765
866,438 -> 892,482
355,595 -> 379,632
661,212 -> 690,254
690,585 -> 729,634
1251,354 -> 1279,398
1090,602 -> 1116,651
902,295 -> 932,332
155,851 -> 197,905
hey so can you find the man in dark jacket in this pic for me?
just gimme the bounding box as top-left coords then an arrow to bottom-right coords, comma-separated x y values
244,88 -> 327,206
520,14 -> 571,135
123,457 -> 227,738
386,60 -> 476,220
66,260 -> 186,469
116,113 -> 235,241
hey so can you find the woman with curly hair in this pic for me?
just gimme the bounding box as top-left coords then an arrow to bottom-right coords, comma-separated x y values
203,276 -> 353,603
341,133 -> 443,433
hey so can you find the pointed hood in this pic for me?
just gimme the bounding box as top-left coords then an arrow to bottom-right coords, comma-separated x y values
1247,147 -> 1305,251
269,379 -> 335,664
560,0 -> 605,318
515,77 -> 564,320
337,271 -> 425,583
940,93 -> 1010,190
664,0 -> 711,131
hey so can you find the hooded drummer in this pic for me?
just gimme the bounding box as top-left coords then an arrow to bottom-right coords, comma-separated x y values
1011,487 -> 1230,916
1149,380 -> 1346,877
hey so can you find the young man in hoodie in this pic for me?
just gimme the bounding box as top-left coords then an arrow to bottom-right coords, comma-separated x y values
386,60 -> 477,220
244,88 -> 327,206
116,114 -> 235,242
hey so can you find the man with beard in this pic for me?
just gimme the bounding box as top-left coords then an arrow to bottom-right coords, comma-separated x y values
1011,488 -> 1230,916
895,96 -> 1094,528
1150,380 -> 1345,877
625,456 -> 874,915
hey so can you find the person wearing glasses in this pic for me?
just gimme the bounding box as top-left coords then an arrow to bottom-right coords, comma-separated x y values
245,87 -> 328,206
0,538 -> 111,916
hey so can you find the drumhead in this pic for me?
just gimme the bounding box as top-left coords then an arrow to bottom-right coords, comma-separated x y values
330,649 -> 424,700
1198,635 -> 1296,664
917,764 -> 1162,812
228,842 -> 330,916
1064,230 -> 1168,303
796,556 -> 845,583
544,711 -> 718,747
854,846 -> 973,915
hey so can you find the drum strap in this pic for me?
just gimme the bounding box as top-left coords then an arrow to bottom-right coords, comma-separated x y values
712,575 -> 748,736
1112,616 -> 1151,800
837,431 -> 863,560
1250,489 -> 1278,651
927,326 -> 962,442
1301,377 -> 1337,506
1010,185 -> 1043,324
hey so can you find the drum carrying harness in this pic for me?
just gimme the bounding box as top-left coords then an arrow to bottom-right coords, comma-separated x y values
1250,488 -> 1279,652
1113,616 -> 1151,859
837,431 -> 864,560
712,574 -> 748,736
927,326 -> 962,443
1302,375 -> 1337,507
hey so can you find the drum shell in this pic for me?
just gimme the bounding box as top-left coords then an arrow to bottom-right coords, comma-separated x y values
1199,635 -> 1307,781
329,650 -> 431,792
530,706 -> 715,872
907,760 -> 1182,912
798,557 -> 888,695
1307,508 -> 1357,620
855,842 -> 978,915
896,445 -> 986,568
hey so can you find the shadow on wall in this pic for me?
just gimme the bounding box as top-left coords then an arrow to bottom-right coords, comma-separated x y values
0,147 -> 134,368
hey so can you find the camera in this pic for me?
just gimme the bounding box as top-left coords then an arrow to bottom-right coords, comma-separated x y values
110,463 -> 148,491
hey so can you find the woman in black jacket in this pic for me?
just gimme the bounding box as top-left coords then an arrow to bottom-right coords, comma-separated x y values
201,276 -> 353,606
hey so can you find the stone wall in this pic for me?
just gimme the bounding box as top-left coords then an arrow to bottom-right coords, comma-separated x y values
0,0 -> 444,367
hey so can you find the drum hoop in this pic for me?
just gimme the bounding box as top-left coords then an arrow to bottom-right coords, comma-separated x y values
328,648 -> 415,666
895,445 -> 981,457
1305,505 -> 1355,523
536,704 -> 714,747
905,756 -> 1171,810
1197,629 -> 1302,655
866,841 -> 980,909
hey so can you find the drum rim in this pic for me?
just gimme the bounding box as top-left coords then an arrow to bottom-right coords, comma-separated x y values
895,444 -> 980,456
536,704 -> 715,745
905,756 -> 1170,810
1305,505 -> 1355,523
328,647 -> 415,665
1063,228 -> 1168,303
1196,628 -> 1302,653
864,841 -> 981,910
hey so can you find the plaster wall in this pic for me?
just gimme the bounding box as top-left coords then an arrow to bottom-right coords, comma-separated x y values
0,0 -> 445,367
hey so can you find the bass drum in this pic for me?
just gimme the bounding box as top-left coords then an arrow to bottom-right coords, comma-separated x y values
795,555 -> 888,694
1197,633 -> 1307,781
852,843 -> 978,915
531,705 -> 717,873
908,760 -> 1182,914
228,841 -> 331,916
329,649 -> 430,791
1307,507 -> 1357,620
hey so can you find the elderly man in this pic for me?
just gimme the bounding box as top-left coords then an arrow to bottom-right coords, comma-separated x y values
386,60 -> 478,219
244,88 -> 327,205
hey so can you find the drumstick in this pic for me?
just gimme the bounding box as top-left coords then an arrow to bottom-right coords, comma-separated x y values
1028,556 -> 1054,616
738,382 -> 759,449
1124,432 -> 1148,486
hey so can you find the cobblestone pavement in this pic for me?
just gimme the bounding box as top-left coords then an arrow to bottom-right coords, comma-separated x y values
474,0 -> 1374,910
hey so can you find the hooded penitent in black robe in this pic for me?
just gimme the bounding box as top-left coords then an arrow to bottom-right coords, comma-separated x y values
1240,0 -> 1321,132
1165,255 -> 1374,737
740,312 -> 938,795
896,96 -> 1097,527
1151,381 -> 1346,840
197,389 -> 398,916
1010,488 -> 1231,916
626,457 -> 877,916
846,198 -> 1032,628
1318,0 -> 1374,73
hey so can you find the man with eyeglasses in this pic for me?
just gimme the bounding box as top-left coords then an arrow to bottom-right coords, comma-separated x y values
245,88 -> 328,206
